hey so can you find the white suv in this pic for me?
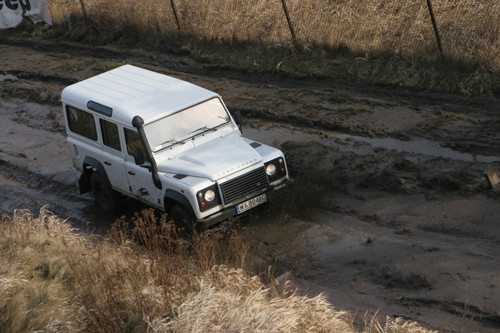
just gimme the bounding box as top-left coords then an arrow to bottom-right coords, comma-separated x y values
61,65 -> 290,232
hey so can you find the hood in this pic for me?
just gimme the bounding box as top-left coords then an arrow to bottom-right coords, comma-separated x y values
157,133 -> 262,181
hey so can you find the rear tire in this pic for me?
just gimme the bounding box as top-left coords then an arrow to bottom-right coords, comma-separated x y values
90,172 -> 120,214
170,204 -> 195,237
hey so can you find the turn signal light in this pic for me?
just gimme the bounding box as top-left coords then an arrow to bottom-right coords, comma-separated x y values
200,202 -> 205,208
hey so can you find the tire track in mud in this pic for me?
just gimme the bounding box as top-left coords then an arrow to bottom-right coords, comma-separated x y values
398,298 -> 500,329
0,158 -> 90,223
235,107 -> 386,138
5,69 -> 78,86
2,35 -> 498,113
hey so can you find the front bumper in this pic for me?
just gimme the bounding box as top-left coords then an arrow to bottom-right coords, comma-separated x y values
195,178 -> 293,230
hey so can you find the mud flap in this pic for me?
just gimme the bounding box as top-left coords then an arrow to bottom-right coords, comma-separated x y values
78,173 -> 91,194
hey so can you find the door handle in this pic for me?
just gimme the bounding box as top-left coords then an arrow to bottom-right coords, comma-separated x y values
128,171 -> 135,175
104,161 -> 112,166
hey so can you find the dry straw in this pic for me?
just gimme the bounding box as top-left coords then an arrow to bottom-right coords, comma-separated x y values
0,208 -> 437,332
45,0 -> 500,68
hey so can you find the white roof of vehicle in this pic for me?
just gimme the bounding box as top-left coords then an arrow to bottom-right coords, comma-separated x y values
61,64 -> 219,126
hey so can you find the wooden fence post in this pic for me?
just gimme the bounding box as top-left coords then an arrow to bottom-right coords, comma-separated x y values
169,0 -> 181,31
280,0 -> 296,43
426,0 -> 443,58
79,0 -> 89,20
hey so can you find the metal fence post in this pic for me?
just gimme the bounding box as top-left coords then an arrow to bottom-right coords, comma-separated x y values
169,0 -> 181,31
426,0 -> 444,58
280,0 -> 296,43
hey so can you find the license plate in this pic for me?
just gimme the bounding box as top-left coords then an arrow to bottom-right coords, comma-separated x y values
236,194 -> 267,214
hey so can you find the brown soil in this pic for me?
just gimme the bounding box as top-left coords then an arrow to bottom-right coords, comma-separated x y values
1,35 -> 499,332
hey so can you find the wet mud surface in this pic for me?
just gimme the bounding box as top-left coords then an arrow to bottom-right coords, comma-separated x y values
1,36 -> 499,332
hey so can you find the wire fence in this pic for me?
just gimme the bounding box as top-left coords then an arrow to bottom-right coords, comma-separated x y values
47,0 -> 500,69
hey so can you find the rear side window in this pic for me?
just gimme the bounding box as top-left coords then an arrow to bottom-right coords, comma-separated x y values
66,106 -> 97,141
100,119 -> 121,151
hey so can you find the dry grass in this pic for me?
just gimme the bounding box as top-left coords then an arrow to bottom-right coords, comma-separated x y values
0,208 -> 437,332
0,208 -> 79,332
32,0 -> 500,96
45,0 -> 500,69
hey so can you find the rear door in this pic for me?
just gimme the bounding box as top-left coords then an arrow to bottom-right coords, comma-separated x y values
65,105 -> 101,172
99,118 -> 128,193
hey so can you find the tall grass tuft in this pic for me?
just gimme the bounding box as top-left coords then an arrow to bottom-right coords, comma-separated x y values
0,208 -> 436,332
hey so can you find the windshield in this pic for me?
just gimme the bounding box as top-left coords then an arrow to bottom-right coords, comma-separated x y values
144,97 -> 231,152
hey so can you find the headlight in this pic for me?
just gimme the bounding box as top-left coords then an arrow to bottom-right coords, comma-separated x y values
265,157 -> 287,182
266,163 -> 276,176
197,186 -> 220,212
204,189 -> 215,202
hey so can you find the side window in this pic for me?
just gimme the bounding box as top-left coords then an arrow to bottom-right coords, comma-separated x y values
66,106 -> 97,141
124,128 -> 149,162
100,119 -> 121,151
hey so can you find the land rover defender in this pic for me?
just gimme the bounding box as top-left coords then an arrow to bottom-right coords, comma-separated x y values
61,65 -> 290,232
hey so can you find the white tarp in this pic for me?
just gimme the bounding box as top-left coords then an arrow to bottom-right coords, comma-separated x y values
0,0 -> 52,29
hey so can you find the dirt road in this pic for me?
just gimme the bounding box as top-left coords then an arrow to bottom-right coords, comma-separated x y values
1,35 -> 499,332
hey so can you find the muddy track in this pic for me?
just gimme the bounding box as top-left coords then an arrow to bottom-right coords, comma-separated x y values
0,158 -> 87,220
3,35 -> 500,157
442,302 -> 500,328
0,143 -> 150,232
1,36 -> 500,332
3,36 -> 500,152
400,298 -> 500,327
6,69 -> 78,86
2,35 -> 498,112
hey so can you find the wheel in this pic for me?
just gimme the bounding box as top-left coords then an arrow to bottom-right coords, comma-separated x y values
90,172 -> 120,214
170,204 -> 195,237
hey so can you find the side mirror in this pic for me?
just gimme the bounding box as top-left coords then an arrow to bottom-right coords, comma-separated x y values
233,110 -> 242,132
133,151 -> 145,166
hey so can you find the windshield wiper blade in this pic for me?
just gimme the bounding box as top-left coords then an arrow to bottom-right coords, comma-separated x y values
158,138 -> 185,149
189,126 -> 217,137
189,126 -> 208,135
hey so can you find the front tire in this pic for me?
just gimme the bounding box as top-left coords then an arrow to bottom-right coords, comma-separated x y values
90,172 -> 120,214
170,204 -> 195,237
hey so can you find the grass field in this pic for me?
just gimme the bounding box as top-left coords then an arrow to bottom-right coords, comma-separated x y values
0,209 -> 437,332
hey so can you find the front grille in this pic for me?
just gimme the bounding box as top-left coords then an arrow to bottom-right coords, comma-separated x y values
220,167 -> 268,205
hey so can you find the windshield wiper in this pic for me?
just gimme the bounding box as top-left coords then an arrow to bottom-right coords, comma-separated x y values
188,126 -> 217,137
157,138 -> 185,150
189,126 -> 208,135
